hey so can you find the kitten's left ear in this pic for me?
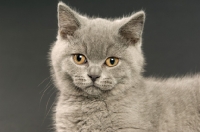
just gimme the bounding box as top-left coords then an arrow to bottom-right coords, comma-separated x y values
119,11 -> 145,44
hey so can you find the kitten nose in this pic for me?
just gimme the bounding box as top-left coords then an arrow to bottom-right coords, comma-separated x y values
87,75 -> 100,82
87,66 -> 102,82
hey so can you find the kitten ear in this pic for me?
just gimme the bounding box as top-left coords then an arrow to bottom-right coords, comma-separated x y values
119,11 -> 145,44
57,2 -> 81,38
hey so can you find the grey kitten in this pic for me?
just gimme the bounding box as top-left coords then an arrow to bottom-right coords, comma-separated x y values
50,2 -> 200,132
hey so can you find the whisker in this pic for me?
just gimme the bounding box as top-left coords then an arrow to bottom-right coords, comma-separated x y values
42,99 -> 56,125
39,83 -> 53,105
38,78 -> 54,110
46,90 -> 56,112
40,79 -> 53,94
47,86 -> 56,94
38,76 -> 52,87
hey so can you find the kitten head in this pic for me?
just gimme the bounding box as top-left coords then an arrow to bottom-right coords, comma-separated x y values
50,2 -> 145,96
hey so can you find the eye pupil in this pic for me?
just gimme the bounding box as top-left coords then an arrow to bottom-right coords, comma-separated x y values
110,58 -> 115,65
77,55 -> 82,62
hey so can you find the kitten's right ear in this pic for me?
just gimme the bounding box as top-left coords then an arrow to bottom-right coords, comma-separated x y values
57,2 -> 81,38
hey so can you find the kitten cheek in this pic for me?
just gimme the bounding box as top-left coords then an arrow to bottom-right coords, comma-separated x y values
60,59 -> 73,72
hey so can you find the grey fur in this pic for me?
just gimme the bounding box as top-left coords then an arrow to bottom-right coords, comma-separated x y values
49,2 -> 200,132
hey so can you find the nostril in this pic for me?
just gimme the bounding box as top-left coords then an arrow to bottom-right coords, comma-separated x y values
87,75 -> 100,82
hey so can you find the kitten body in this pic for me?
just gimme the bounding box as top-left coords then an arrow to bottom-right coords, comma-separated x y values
50,2 -> 200,132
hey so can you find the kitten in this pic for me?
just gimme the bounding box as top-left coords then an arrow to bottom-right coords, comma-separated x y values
50,2 -> 200,132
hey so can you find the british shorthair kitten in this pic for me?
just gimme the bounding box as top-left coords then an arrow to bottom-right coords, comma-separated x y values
49,2 -> 200,132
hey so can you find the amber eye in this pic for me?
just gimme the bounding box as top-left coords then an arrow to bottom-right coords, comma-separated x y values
73,54 -> 87,65
105,57 -> 119,67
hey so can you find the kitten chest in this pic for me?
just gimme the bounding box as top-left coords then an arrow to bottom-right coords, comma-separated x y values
56,97 -> 148,132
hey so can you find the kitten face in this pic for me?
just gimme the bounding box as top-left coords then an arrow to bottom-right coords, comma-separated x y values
59,31 -> 132,95
50,2 -> 145,96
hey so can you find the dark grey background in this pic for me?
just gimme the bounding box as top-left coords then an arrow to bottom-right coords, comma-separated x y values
1,0 -> 200,132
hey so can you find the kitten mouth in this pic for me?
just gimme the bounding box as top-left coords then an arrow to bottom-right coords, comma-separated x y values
83,85 -> 103,96
86,84 -> 100,90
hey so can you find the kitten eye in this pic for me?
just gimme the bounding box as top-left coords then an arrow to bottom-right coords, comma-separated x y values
105,57 -> 119,67
73,54 -> 87,65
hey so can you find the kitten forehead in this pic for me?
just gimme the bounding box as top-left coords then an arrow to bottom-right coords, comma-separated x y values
81,18 -> 117,37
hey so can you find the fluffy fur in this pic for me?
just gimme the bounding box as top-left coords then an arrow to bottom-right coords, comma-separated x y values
50,2 -> 200,132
